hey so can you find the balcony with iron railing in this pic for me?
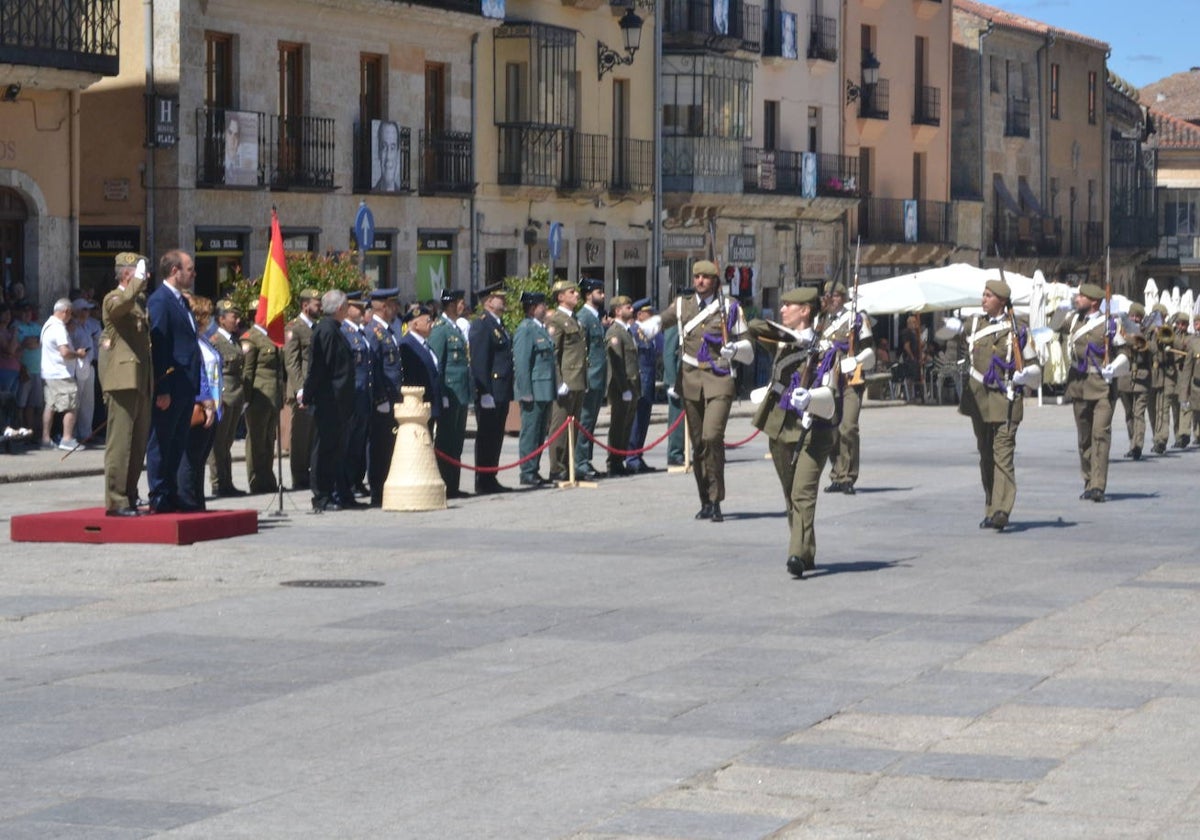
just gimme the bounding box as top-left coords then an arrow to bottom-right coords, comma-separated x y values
1067,220 -> 1105,259
562,132 -> 609,191
420,129 -> 473,195
914,85 -> 940,126
663,0 -> 762,53
270,114 -> 337,190
1005,96 -> 1030,138
402,0 -> 492,15
806,14 -> 837,62
741,148 -> 861,198
994,211 -> 1063,257
354,121 -> 412,193
0,0 -> 119,76
858,79 -> 889,120
498,124 -> 567,188
612,138 -> 653,193
856,197 -> 951,244
1110,215 -> 1158,249
762,9 -> 797,59
662,135 -> 743,194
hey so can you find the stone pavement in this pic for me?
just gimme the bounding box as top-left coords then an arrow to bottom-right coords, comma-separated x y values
2,399 -> 1200,839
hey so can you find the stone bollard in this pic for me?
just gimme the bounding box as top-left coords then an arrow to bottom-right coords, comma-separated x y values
382,385 -> 447,511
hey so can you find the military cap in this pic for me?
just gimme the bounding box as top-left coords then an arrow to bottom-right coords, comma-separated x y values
298,288 -> 321,302
633,297 -> 653,313
610,295 -> 633,310
114,252 -> 145,268
1173,311 -> 1189,324
578,277 -> 604,294
440,288 -> 465,302
478,283 -> 507,300
984,278 -> 1012,301
216,299 -> 241,316
1127,303 -> 1146,318
780,287 -> 820,306
826,281 -> 848,296
549,278 -> 576,296
1152,302 -> 1168,315
370,287 -> 399,302
1078,283 -> 1105,300
345,290 -> 366,306
691,259 -> 719,277
520,291 -> 545,308
404,305 -> 435,322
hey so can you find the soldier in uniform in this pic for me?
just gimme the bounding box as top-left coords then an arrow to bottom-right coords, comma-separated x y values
1159,312 -> 1190,450
604,296 -> 640,476
98,253 -> 152,517
625,299 -> 661,473
468,288 -> 514,494
429,289 -> 471,497
575,278 -> 607,478
1181,314 -> 1200,442
956,278 -> 1041,531
512,292 -> 555,487
820,282 -> 875,495
1058,283 -> 1127,502
659,259 -> 753,522
207,300 -> 247,496
340,293 -> 372,507
283,289 -> 319,489
662,289 -> 690,467
1116,303 -> 1154,460
240,306 -> 284,494
545,279 -> 588,481
747,287 -> 841,577
364,288 -> 402,506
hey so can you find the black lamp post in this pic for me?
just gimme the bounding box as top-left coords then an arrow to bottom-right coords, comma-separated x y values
598,7 -> 644,80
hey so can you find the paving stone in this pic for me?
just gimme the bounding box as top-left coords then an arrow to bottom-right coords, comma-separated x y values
892,751 -> 1058,782
592,807 -> 790,840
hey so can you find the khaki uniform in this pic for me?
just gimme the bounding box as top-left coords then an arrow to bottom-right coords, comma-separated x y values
660,294 -> 750,505
282,315 -> 314,487
605,321 -> 640,471
575,304 -> 608,471
748,320 -> 840,569
959,314 -> 1040,521
1117,332 -> 1155,455
241,325 -> 284,493
821,305 -> 873,488
1181,334 -> 1200,441
1060,311 -> 1117,496
1156,324 -> 1189,446
99,274 -> 152,511
206,329 -> 246,493
546,306 -> 587,477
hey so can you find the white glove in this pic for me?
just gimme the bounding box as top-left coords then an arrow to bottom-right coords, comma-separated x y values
441,396 -> 449,409
789,387 -> 811,413
480,393 -> 496,410
557,382 -> 569,397
1011,368 -> 1032,387
941,316 -> 963,335
839,356 -> 858,375
1184,401 -> 1192,412
375,401 -> 390,414
134,259 -> 147,280
719,344 -> 736,361
296,388 -> 304,403
667,386 -> 678,400
621,390 -> 633,402
1101,364 -> 1116,384
519,394 -> 533,403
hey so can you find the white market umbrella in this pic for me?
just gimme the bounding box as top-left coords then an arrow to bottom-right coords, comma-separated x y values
1171,286 -> 1182,314
857,264 -> 988,315
1144,277 -> 1158,312
1183,289 -> 1196,318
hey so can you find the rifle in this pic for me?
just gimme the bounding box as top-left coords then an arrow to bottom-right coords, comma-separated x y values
1103,248 -> 1112,365
846,237 -> 865,386
790,337 -> 823,467
994,246 -> 1022,431
706,216 -> 730,346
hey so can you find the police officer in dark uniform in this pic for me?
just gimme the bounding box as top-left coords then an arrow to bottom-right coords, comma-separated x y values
338,291 -> 372,508
626,298 -> 660,473
364,288 -> 402,506
469,287 -> 514,494
429,288 -> 471,497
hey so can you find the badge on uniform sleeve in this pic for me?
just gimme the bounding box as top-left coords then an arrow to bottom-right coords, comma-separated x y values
284,329 -> 294,343
241,340 -> 253,353
609,336 -> 620,347
547,325 -> 557,336
100,338 -> 112,350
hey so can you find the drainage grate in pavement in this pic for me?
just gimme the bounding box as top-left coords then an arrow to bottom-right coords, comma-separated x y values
280,579 -> 385,588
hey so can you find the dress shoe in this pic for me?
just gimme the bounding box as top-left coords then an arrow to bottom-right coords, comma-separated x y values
338,498 -> 368,509
710,503 -> 724,523
106,507 -> 143,518
1090,490 -> 1106,503
667,458 -> 685,467
519,475 -> 547,487
548,471 -> 568,482
607,463 -> 631,477
695,503 -> 713,520
636,462 -> 659,473
1130,447 -> 1142,461
990,511 -> 1009,531
825,482 -> 845,493
313,501 -> 342,513
148,500 -> 178,514
979,516 -> 994,529
1080,489 -> 1093,501
353,484 -> 370,498
1152,443 -> 1167,455
786,555 -> 806,578
1176,436 -> 1190,449
842,484 -> 856,495
476,483 -> 512,495
214,485 -> 248,497
577,467 -> 601,481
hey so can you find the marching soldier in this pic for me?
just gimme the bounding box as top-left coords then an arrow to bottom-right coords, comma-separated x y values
429,289 -> 472,497
241,310 -> 284,494
207,300 -> 247,496
1160,312 -> 1190,450
1181,314 -> 1200,444
575,278 -> 607,478
747,287 -> 840,577
364,288 -> 402,506
283,289 -> 319,489
1116,303 -> 1153,460
99,252 -> 152,516
1057,283 -> 1127,502
604,296 -> 640,477
659,259 -> 753,523
512,292 -> 555,487
546,279 -> 588,481
956,278 -> 1041,531
820,281 -> 874,495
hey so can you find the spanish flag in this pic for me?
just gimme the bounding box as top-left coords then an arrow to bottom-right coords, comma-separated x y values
255,207 -> 291,346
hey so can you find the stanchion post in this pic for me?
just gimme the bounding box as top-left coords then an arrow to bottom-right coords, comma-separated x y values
270,408 -> 287,518
669,412 -> 692,474
556,416 -> 597,489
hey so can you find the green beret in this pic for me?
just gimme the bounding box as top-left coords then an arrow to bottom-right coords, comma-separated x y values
780,287 -> 820,306
984,278 -> 1011,301
1078,283 -> 1104,301
299,288 -> 320,301
691,259 -> 719,277
1173,311 -> 1189,324
826,282 -> 848,296
114,252 -> 145,268
1152,303 -> 1168,315
610,295 -> 632,309
550,278 -> 576,296
1127,303 -> 1145,317
216,299 -> 241,316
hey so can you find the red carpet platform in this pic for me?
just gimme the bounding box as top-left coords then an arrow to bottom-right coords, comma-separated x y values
10,507 -> 258,545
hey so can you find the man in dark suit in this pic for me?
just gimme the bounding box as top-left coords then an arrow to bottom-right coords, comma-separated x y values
468,288 -> 513,494
146,249 -> 201,513
301,289 -> 356,513
399,304 -> 441,429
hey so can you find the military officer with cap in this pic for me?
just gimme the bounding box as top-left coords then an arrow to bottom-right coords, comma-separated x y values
469,287 -> 514,494
955,277 -> 1041,531
605,295 -> 640,476
207,299 -> 248,496
820,280 -> 874,494
748,286 -> 841,577
626,298 -> 661,473
338,292 -> 372,506
546,278 -> 589,480
99,252 -> 152,516
512,291 -> 556,487
430,288 -> 472,497
659,259 -> 753,522
241,297 -> 284,494
1116,302 -> 1154,460
1058,282 -> 1127,502
364,288 -> 402,505
575,277 -> 608,477
283,288 -> 319,489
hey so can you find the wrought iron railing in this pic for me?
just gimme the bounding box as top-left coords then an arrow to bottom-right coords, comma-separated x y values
742,149 -> 861,198
663,0 -> 763,51
994,211 -> 1063,256
857,198 -> 951,244
859,79 -> 889,120
612,138 -> 653,193
562,132 -> 609,191
420,129 -> 473,195
807,14 -> 837,62
0,0 -> 119,75
1005,96 -> 1030,137
662,136 -> 742,193
498,125 -> 565,187
195,107 -> 267,188
914,85 -> 940,126
354,121 -> 412,193
1067,220 -> 1105,258
399,0 -> 488,14
269,114 -> 336,189
1110,215 -> 1158,248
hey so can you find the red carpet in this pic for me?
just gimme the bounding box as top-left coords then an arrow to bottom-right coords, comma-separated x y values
10,507 -> 258,545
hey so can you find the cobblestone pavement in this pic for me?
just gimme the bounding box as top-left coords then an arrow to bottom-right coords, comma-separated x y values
2,400 -> 1199,839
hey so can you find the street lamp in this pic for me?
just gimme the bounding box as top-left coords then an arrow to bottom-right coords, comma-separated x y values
598,7 -> 644,80
845,51 -> 881,105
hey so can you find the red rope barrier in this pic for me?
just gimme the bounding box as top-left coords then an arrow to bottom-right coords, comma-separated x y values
723,427 -> 762,448
572,411 -> 685,458
435,416 -> 571,473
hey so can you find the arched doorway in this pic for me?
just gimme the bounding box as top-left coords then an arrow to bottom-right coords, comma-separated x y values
0,187 -> 27,301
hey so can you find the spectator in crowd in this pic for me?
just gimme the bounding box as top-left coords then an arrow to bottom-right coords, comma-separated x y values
14,301 -> 43,438
177,294 -> 220,511
69,299 -> 98,444
0,303 -> 20,395
40,298 -> 86,450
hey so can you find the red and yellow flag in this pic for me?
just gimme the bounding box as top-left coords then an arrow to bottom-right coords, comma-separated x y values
255,208 -> 291,346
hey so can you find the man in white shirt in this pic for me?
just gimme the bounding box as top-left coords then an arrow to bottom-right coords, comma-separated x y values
40,299 -> 86,450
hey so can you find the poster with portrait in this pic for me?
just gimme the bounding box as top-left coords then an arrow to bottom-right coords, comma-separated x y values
781,12 -> 798,59
801,151 -> 817,199
712,0 -> 729,35
371,119 -> 403,193
903,199 -> 919,243
222,110 -> 258,186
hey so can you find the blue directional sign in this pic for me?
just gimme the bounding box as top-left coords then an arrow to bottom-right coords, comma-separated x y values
548,222 -> 563,262
355,201 -> 375,252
